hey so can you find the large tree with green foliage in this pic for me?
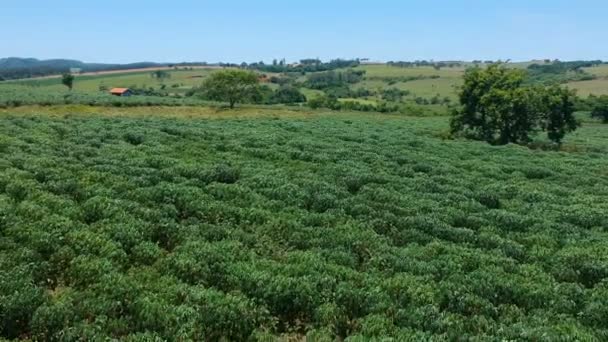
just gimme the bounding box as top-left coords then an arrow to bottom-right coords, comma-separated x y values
450,64 -> 578,145
199,69 -> 259,108
61,73 -> 74,91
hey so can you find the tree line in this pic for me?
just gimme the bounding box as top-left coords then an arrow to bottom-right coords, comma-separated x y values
244,58 -> 361,73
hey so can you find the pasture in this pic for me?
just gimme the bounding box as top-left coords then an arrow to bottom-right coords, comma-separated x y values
564,65 -> 608,97
566,78 -> 608,97
1,68 -> 216,94
1,109 -> 607,340
4,62 -> 606,110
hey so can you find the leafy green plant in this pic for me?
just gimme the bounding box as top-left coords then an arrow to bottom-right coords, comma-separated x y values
0,113 -> 606,340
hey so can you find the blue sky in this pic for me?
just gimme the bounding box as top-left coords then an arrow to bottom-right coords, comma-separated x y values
2,0 -> 607,63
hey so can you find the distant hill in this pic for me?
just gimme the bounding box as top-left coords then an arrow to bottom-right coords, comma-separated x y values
0,57 -> 87,70
0,57 -> 168,80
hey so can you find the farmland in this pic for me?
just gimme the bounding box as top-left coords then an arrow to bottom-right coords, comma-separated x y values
5,0 -> 608,339
1,68 -> 217,94
1,59 -> 608,341
1,107 -> 607,340
562,65 -> 608,97
3,60 -> 608,115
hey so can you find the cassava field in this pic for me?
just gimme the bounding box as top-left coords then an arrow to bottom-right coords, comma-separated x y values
1,108 -> 607,340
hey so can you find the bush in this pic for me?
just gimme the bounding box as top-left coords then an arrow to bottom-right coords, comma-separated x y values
204,164 -> 240,184
590,95 -> 608,123
0,114 -> 607,340
123,132 -> 145,145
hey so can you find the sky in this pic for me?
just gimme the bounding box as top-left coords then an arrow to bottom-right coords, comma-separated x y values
2,0 -> 607,64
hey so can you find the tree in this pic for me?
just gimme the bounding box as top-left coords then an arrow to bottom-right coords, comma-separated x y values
61,73 -> 74,91
150,70 -> 171,83
450,64 -> 578,145
271,85 -> 307,104
199,69 -> 259,108
590,95 -> 608,123
541,86 -> 579,144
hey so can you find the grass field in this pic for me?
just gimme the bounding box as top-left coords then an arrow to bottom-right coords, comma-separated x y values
2,69 -> 216,94
355,65 -> 465,78
399,77 -> 461,100
357,65 -> 463,101
4,62 -> 606,105
1,108 -> 607,340
566,79 -> 608,97
584,64 -> 608,77
563,65 -> 608,97
338,97 -> 378,105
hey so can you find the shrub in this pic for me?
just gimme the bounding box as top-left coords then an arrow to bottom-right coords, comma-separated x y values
476,192 -> 501,209
124,132 -> 145,145
204,164 -> 240,184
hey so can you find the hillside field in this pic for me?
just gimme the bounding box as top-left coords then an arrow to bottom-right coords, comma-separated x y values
1,68 -> 217,94
564,65 -> 608,97
1,109 -> 607,340
3,62 -> 608,110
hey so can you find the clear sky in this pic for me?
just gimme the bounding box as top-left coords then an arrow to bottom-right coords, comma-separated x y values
2,0 -> 607,64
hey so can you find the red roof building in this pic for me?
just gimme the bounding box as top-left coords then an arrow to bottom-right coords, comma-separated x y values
109,88 -> 132,96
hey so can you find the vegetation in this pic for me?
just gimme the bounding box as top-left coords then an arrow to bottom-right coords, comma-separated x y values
526,60 -> 600,85
387,60 -> 463,69
588,95 -> 608,122
305,70 -> 366,89
4,60 -> 607,117
150,70 -> 171,83
246,58 -> 360,73
0,111 -> 607,340
0,57 -> 170,80
61,73 -> 74,91
269,85 -> 307,104
451,64 -> 578,145
195,69 -> 260,108
0,87 -> 215,107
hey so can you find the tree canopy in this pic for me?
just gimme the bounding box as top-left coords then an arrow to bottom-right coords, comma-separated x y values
198,69 -> 259,108
150,70 -> 171,82
589,95 -> 608,123
450,64 -> 578,145
61,73 -> 74,91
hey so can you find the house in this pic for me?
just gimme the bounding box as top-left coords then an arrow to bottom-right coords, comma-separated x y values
109,88 -> 132,97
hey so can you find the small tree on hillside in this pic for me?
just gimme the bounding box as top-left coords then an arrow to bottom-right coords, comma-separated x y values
590,95 -> 608,123
450,64 -> 578,145
199,69 -> 259,108
151,70 -> 171,83
62,73 -> 74,91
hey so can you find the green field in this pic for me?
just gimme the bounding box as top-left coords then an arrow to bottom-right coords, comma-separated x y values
355,65 -> 465,78
1,109 -> 607,340
584,64 -> 608,77
566,79 -> 608,97
355,63 -> 608,101
338,97 -> 378,105
563,65 -> 608,97
4,62 -> 606,109
2,69 -> 216,94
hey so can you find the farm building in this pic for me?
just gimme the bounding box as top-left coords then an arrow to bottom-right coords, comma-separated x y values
109,88 -> 132,96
